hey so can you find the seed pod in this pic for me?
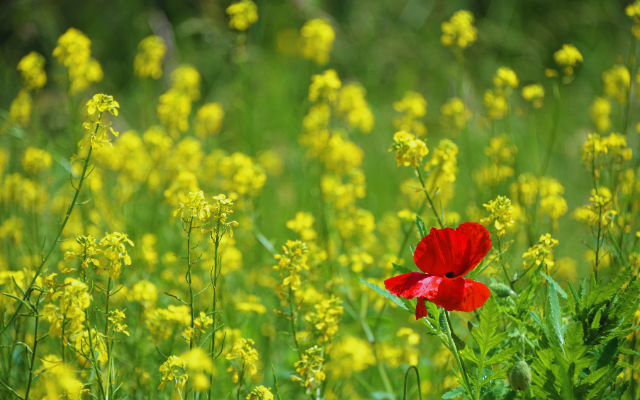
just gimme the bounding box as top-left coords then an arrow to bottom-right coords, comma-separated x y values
510,361 -> 531,391
489,282 -> 515,297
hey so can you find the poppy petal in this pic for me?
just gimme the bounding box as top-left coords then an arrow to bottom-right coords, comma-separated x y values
384,272 -> 440,299
414,227 -> 470,277
455,222 -> 493,277
415,297 -> 427,320
424,276 -> 466,311
453,279 -> 491,312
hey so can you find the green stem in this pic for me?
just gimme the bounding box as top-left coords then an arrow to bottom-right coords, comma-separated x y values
415,167 -> 445,229
208,220 -> 222,400
24,293 -> 42,400
288,285 -> 302,360
186,217 -> 195,350
402,366 -> 423,400
104,277 -> 112,398
443,311 -> 473,398
496,236 -> 513,289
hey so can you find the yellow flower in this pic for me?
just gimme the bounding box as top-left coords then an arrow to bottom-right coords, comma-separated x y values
389,130 -> 428,168
247,385 -> 274,400
328,336 -> 376,378
589,97 -> 611,133
158,355 -> 188,391
493,67 -> 519,89
226,0 -> 259,31
394,91 -> 427,136
17,51 -> 47,89
309,69 -> 342,104
483,89 -> 508,120
108,309 -> 130,336
226,338 -> 260,382
481,196 -> 515,237
22,146 -> 52,174
286,212 -> 317,241
9,89 -> 32,127
134,35 -> 167,79
440,97 -> 472,129
602,64 -> 630,104
292,346 -> 325,391
53,28 -> 103,94
336,83 -> 374,133
441,10 -> 478,49
194,102 -> 225,138
553,44 -> 583,76
299,18 -> 335,65
522,84 -> 544,108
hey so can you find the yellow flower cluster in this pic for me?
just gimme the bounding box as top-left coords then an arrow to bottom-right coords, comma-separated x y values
336,83 -> 375,133
484,67 -> 518,121
308,69 -> 341,103
510,174 -> 568,226
423,139 -> 459,207
247,385 -> 274,400
226,338 -> 260,382
274,240 -> 309,292
299,18 -> 335,65
328,336 -> 376,378
602,64 -> 630,104
17,51 -> 47,90
522,233 -> 559,271
79,93 -> 120,149
590,97 -> 612,132
9,89 -> 32,127
580,132 -> 633,176
108,309 -> 130,336
158,355 -> 188,391
304,295 -> 343,344
226,0 -> 259,31
146,305 -> 191,343
393,91 -> 427,136
389,130 -> 428,168
157,65 -> 201,138
292,345 -> 325,391
473,135 -> 517,187
53,28 -> 103,93
183,311 -> 213,345
553,44 -> 583,76
626,1 -> 640,39
194,102 -> 225,138
22,146 -> 52,175
286,212 -> 317,241
217,152 -> 267,199
440,97 -> 472,130
43,278 -> 92,338
481,196 -> 515,237
134,35 -> 167,79
522,84 -> 545,108
573,187 -> 618,231
440,10 -> 478,50
99,232 -> 135,278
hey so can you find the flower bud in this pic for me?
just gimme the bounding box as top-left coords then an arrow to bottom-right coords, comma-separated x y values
510,361 -> 531,391
490,282 -> 515,297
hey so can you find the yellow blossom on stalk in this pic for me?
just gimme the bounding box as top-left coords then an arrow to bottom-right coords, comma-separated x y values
320,170 -> 366,210
157,89 -> 191,138
328,336 -> 376,378
247,385 -> 274,400
183,311 -> 213,345
79,93 -> 120,149
180,348 -> 214,391
127,279 -> 157,309
522,84 -> 545,108
274,240 -> 309,292
44,278 -> 92,338
64,235 -> 102,270
210,193 -> 239,236
292,345 -> 325,392
194,102 -> 225,138
440,10 -> 478,49
590,97 -> 612,133
307,132 -> 364,175
309,69 -> 342,104
303,103 -> 331,132
99,232 -> 134,278
52,28 -> 103,93
440,97 -> 472,130
602,64 -> 630,104
146,305 -> 191,343
17,51 -> 47,89
493,67 -> 519,89
389,130 -> 428,167
581,133 -> 633,176
336,83 -> 375,133
286,212 -> 317,241
299,18 -> 335,65
21,146 -> 52,174
108,309 -> 130,336
481,196 -> 515,237
304,295 -> 343,343
226,338 -> 260,382
484,90 -> 508,120
171,65 -> 201,101
174,190 -> 211,223
394,91 -> 427,136
474,135 -> 516,187
226,0 -> 258,31
217,152 -> 267,198
572,187 -> 617,231
553,44 -> 583,76
522,234 -> 559,271
626,0 -> 640,39
9,89 -> 32,126
158,355 -> 188,391
134,35 -> 166,79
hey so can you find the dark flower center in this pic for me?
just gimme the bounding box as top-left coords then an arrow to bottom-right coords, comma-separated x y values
445,272 -> 454,278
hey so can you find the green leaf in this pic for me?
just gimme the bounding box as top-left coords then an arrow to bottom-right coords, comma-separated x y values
566,282 -> 582,315
163,292 -> 190,306
442,386 -> 465,399
486,345 -> 518,365
460,347 -> 479,365
360,279 -> 410,312
2,293 -> 33,313
618,361 -> 640,373
415,215 -> 428,239
541,272 -> 567,300
392,262 -> 413,275
547,285 -> 565,349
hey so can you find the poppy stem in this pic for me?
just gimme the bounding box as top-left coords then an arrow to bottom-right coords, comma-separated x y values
443,310 -> 473,397
415,167 -> 445,229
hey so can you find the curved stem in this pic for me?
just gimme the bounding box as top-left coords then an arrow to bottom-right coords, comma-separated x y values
402,365 -> 423,400
443,311 -> 473,397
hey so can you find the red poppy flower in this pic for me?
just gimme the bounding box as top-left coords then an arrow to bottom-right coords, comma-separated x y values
384,222 -> 492,320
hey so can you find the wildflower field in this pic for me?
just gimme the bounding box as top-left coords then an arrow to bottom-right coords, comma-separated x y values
2,0 -> 640,399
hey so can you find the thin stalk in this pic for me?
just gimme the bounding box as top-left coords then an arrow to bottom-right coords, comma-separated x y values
104,277 -> 112,398
402,366 -> 423,400
236,364 -> 246,400
24,293 -> 42,400
288,285 -> 302,360
443,311 -> 472,397
0,124 -> 98,336
415,167 -> 445,229
208,220 -> 222,400
186,217 -> 195,349
81,274 -> 107,399
496,236 -> 514,289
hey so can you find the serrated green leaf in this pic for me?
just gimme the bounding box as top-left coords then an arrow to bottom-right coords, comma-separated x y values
392,262 -> 413,275
415,215 -> 428,239
588,268 -> 630,308
547,285 -> 565,349
486,345 -> 518,365
460,347 -> 479,366
360,279 -> 410,312
442,386 -> 465,399
567,281 -> 582,315
541,272 -> 567,299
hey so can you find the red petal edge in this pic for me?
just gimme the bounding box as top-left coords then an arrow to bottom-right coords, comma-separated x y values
413,227 -> 471,277
453,279 -> 491,312
415,297 -> 427,320
454,222 -> 493,277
